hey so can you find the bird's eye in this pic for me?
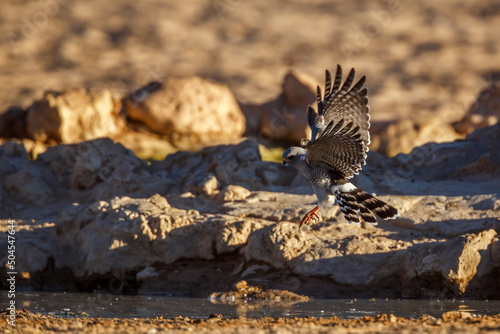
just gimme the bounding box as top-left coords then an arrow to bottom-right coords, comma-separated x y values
288,155 -> 295,159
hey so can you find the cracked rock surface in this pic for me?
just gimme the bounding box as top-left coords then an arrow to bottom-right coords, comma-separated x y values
1,123 -> 500,298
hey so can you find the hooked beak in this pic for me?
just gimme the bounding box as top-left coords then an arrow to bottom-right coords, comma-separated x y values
282,158 -> 290,166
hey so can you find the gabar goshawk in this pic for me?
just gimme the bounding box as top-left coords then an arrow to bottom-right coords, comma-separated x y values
283,65 -> 399,227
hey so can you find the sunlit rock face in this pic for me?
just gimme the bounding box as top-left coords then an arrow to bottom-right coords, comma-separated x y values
124,76 -> 246,149
1,121 -> 500,298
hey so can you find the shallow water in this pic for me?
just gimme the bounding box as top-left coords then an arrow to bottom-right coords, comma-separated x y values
7,292 -> 500,319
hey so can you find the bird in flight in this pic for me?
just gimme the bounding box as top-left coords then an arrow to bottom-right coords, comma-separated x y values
282,65 -> 399,227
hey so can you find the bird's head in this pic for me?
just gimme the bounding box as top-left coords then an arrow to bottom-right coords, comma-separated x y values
282,146 -> 307,167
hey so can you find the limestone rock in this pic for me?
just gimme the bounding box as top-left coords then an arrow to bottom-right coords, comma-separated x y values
412,229 -> 498,295
453,84 -> 500,134
0,139 -> 29,166
112,129 -> 176,161
36,138 -> 154,201
124,77 -> 246,148
4,168 -> 54,204
26,89 -> 125,144
218,185 -> 252,202
150,139 -> 295,193
370,119 -> 462,156
246,70 -> 315,144
0,219 -> 56,276
1,122 -> 500,298
18,139 -> 47,160
210,280 -> 309,303
282,70 -> 317,110
54,194 -> 267,277
0,106 -> 27,139
184,172 -> 219,196
136,267 -> 160,281
381,121 -> 500,183
0,137 -> 294,214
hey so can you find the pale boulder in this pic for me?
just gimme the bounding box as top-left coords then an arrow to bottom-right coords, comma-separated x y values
184,172 -> 220,196
26,89 -> 125,144
124,76 -> 246,148
259,70 -> 315,143
218,185 -> 252,202
453,84 -> 500,134
370,119 -> 462,156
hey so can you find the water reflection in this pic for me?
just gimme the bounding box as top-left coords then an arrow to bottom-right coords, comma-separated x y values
6,291 -> 500,319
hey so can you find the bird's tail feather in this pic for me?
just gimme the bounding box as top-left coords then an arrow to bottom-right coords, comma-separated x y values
336,187 -> 399,225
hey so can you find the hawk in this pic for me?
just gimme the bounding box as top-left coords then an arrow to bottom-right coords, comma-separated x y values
282,65 -> 399,227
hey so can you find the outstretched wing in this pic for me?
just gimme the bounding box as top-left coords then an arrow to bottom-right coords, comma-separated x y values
305,119 -> 367,179
308,65 -> 370,147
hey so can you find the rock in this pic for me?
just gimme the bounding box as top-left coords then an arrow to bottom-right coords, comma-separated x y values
0,137 -> 294,214
26,89 -> 125,144
0,139 -> 29,161
370,119 -> 462,156
441,311 -> 475,321
0,110 -> 47,159
150,139 -> 295,193
379,120 -> 500,183
210,280 -> 309,303
124,77 -> 246,149
37,138 -> 153,200
0,106 -> 27,139
0,140 -> 30,208
0,219 -> 56,276
18,139 -> 48,160
15,239 -> 51,274
454,114 -> 498,135
54,194 -> 266,277
184,172 -> 219,196
136,267 -> 160,281
246,70 -> 315,144
112,129 -> 176,160
218,185 -> 251,202
282,70 -> 317,109
1,121 -> 500,299
412,230 -> 497,295
4,168 -> 54,204
453,84 -> 500,134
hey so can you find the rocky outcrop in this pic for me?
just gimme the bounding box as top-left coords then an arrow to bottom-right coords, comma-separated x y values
1,123 -> 500,298
124,77 -> 246,149
380,119 -> 500,182
2,69 -> 487,160
26,89 -> 125,144
1,76 -> 247,159
243,70 -> 316,144
453,84 -> 500,134
369,119 -> 462,156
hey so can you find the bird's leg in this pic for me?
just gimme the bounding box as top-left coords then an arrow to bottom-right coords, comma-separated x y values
299,206 -> 319,228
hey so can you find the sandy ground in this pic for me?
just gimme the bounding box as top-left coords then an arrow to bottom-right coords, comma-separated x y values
1,310 -> 500,334
2,0 -> 499,124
